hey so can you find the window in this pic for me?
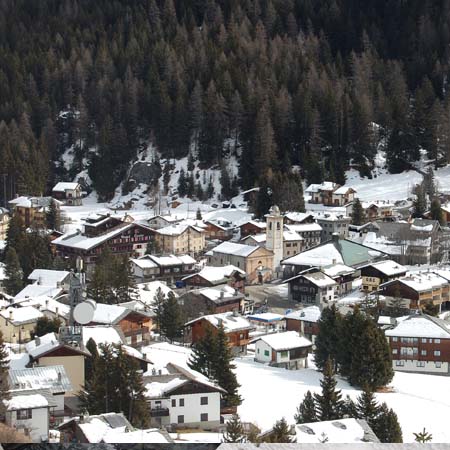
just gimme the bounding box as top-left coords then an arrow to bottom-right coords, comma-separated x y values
200,396 -> 208,405
422,338 -> 427,343
392,349 -> 398,354
280,351 -> 288,358
421,350 -> 427,356
392,337 -> 398,342
435,362 -> 442,368
264,350 -> 270,357
435,339 -> 441,344
179,398 -> 184,407
201,413 -> 208,422
177,415 -> 184,424
17,409 -> 32,420
171,399 -> 176,407
417,361 -> 425,367
434,350 -> 441,356
395,360 -> 404,367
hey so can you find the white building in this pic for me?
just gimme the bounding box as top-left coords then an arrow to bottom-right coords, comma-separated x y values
4,393 -> 50,442
252,331 -> 312,369
144,362 -> 226,430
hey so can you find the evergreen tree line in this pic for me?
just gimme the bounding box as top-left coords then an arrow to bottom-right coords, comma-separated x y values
2,1 -> 450,201
314,306 -> 394,391
78,341 -> 150,427
295,358 -> 402,443
188,326 -> 241,407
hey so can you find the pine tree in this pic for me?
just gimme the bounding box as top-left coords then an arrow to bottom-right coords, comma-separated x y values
85,337 -> 99,380
46,198 -> 60,231
413,428 -> 432,443
160,292 -> 184,343
254,177 -> 273,219
351,198 -> 365,225
430,197 -> 443,225
178,168 -> 187,197
34,316 -> 61,337
4,247 -> 24,296
223,414 -> 246,443
188,326 -> 218,378
412,183 -> 427,218
213,325 -> 242,407
348,316 -> 394,390
5,214 -> 25,254
196,208 -> 202,220
268,417 -> 295,443
372,403 -> 403,443
112,256 -> 136,303
314,305 -> 342,371
314,358 -> 344,421
294,390 -> 318,424
0,331 -> 10,418
355,389 -> 379,423
151,287 -> 166,334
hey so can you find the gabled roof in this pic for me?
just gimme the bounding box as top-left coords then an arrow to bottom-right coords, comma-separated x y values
193,285 -> 244,304
25,332 -> 90,360
240,220 -> 267,229
322,264 -> 356,278
0,306 -> 43,325
359,260 -> 407,277
156,223 -> 204,236
305,181 -> 338,193
182,265 -> 246,284
283,212 -> 314,223
285,306 -> 321,323
385,314 -> 450,339
381,272 -> 448,293
14,284 -> 64,301
52,182 -> 81,192
284,271 -> 336,288
333,186 -> 356,195
282,237 -> 385,268
9,365 -> 73,393
185,312 -> 253,333
28,269 -> 70,286
285,223 -> 322,233
4,394 -> 48,411
209,241 -> 272,257
251,331 -> 312,350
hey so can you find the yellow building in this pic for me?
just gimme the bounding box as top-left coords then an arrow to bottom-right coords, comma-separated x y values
0,208 -> 9,240
8,196 -> 62,229
155,224 -> 205,256
0,306 -> 44,344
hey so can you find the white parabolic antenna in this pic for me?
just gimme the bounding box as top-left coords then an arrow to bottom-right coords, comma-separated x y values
73,300 -> 96,325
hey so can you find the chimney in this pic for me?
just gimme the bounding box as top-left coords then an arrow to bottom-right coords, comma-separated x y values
45,299 -> 49,308
233,309 -> 239,317
220,291 -> 225,299
38,276 -> 42,286
8,310 -> 13,320
218,318 -> 224,327
35,336 -> 41,346
332,232 -> 339,242
55,307 -> 59,316
158,369 -> 162,375
332,259 -> 336,265
57,372 -> 62,383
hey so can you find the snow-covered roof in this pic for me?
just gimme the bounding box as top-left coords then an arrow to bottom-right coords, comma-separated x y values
361,260 -> 407,277
9,365 -> 73,393
183,265 -> 246,284
76,413 -> 132,443
82,326 -> 124,347
186,312 -> 253,332
28,269 -> 70,286
197,285 -> 242,303
247,313 -> 285,322
0,306 -> 43,325
156,224 -> 204,236
333,186 -> 356,195
9,196 -> 59,209
103,429 -> 171,443
295,418 -> 378,443
130,257 -> 158,269
92,303 -> 129,324
209,241 -> 266,257
285,223 -> 323,233
141,342 -> 191,370
131,281 -> 178,310
322,264 -> 355,278
385,272 -> 448,292
385,315 -> 450,339
4,394 -> 48,411
241,220 -> 266,229
253,331 -> 312,350
17,297 -> 70,318
52,182 -> 80,192
285,271 -> 336,288
144,254 -> 196,267
25,332 -> 60,358
52,223 -> 135,250
305,181 -> 338,193
285,306 -> 321,323
0,262 -> 5,281
283,212 -> 314,223
14,284 -> 64,302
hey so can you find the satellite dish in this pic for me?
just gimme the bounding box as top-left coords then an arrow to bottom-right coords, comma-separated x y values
73,300 -> 96,325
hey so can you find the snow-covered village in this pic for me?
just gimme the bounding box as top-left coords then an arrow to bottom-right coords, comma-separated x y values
5,2 -> 450,448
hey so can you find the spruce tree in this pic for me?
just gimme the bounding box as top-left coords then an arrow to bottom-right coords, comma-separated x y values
85,337 -> 99,380
46,198 -> 60,231
178,168 -> 187,197
151,287 -> 166,334
4,247 -> 24,296
112,256 -> 136,303
268,417 -> 295,443
188,326 -> 217,378
430,197 -> 443,225
355,389 -> 379,423
223,414 -> 246,443
314,358 -> 344,421
348,317 -> 393,390
314,304 -> 342,372
351,198 -> 365,225
196,207 -> 202,220
0,331 -> 10,419
294,390 -> 318,424
372,403 -> 403,443
213,325 -> 242,407
414,428 -> 432,443
160,292 -> 184,343
412,183 -> 427,218
5,214 -> 25,254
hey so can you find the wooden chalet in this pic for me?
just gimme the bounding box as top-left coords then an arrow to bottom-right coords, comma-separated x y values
239,220 -> 267,238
